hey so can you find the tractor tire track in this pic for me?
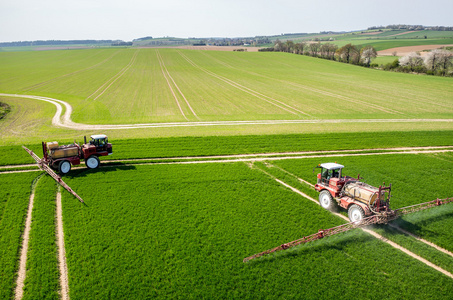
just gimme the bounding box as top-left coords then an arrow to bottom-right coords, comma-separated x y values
2,146 -> 453,174
56,189 -> 70,300
14,182 -> 37,300
86,50 -> 140,101
156,51 -> 188,121
177,51 -> 311,116
254,166 -> 453,279
156,50 -> 198,120
197,51 -> 403,115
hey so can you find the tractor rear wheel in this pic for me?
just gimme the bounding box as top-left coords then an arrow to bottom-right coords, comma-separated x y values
58,160 -> 71,174
348,204 -> 365,223
86,156 -> 100,169
319,190 -> 337,211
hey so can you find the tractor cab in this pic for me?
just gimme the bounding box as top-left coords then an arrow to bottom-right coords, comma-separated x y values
90,134 -> 108,148
82,134 -> 113,156
314,163 -> 346,196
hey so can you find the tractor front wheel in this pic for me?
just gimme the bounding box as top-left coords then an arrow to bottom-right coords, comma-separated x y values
319,190 -> 337,211
348,204 -> 365,223
86,156 -> 100,169
58,160 -> 71,174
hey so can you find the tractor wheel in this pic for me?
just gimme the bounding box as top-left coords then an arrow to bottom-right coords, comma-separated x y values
319,190 -> 337,211
348,204 -> 365,223
86,156 -> 100,169
58,160 -> 71,174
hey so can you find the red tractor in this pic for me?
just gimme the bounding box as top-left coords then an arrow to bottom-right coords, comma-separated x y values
314,163 -> 392,222
42,134 -> 112,174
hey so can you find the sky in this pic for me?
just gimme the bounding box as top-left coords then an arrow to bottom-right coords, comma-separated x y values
1,0 -> 453,42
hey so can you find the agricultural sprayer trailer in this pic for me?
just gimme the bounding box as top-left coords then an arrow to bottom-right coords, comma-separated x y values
244,162 -> 453,262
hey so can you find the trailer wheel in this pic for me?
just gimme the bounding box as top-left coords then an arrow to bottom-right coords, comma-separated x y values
319,190 -> 337,211
86,156 -> 100,169
348,204 -> 365,223
58,160 -> 71,174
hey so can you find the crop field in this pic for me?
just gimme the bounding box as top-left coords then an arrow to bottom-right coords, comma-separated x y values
1,48 -> 453,128
2,152 -> 453,299
1,45 -> 453,299
0,173 -> 36,299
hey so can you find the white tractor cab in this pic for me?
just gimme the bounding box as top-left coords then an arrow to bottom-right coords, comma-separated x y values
89,134 -> 108,147
317,162 -> 344,186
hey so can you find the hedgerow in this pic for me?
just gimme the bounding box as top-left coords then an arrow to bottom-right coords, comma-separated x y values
57,163 -> 453,299
0,173 -> 38,299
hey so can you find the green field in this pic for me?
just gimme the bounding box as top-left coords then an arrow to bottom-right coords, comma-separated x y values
1,45 -> 453,299
0,48 -> 452,144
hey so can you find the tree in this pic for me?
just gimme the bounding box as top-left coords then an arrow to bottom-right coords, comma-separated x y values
437,51 -> 453,76
285,40 -> 295,53
360,46 -> 377,67
399,52 -> 424,72
320,43 -> 337,60
309,42 -> 321,57
424,49 -> 442,72
425,49 -> 453,76
294,42 -> 306,55
336,44 -> 359,64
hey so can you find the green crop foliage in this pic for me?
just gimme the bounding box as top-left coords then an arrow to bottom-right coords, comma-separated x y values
52,163 -> 453,299
1,48 -> 452,126
2,130 -> 452,166
23,176 -> 60,300
0,173 -> 39,299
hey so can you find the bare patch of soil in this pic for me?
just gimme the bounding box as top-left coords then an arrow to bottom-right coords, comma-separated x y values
175,45 -> 261,52
378,44 -> 453,56
386,31 -> 417,37
360,31 -> 383,35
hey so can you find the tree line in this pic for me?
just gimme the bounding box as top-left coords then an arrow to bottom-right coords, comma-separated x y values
260,40 -> 452,76
261,40 -> 377,67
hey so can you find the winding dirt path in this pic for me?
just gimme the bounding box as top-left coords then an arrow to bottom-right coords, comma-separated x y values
1,93 -> 452,130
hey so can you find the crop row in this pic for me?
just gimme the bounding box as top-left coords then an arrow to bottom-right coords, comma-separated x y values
22,175 -> 60,300
58,162 -> 453,299
0,172 -> 37,299
2,130 -> 453,166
